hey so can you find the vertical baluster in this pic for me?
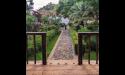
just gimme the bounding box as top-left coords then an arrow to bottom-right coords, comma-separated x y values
78,33 -> 83,65
96,34 -> 99,64
42,33 -> 47,65
26,35 -> 28,64
88,34 -> 91,64
33,34 -> 36,64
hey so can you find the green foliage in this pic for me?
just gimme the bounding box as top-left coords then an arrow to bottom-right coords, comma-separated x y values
78,26 -> 91,32
83,51 -> 96,60
69,26 -> 97,54
55,0 -> 69,16
55,0 -> 99,31
27,30 -> 60,60
87,25 -> 98,31
26,14 -> 36,26
69,26 -> 78,45
57,0 -> 98,17
26,12 -> 36,31
26,0 -> 99,60
84,35 -> 97,51
36,52 -> 42,60
39,2 -> 56,10
42,16 -> 49,24
47,29 -> 57,42
47,33 -> 60,55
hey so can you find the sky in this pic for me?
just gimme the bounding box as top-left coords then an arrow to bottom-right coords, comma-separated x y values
33,0 -> 59,10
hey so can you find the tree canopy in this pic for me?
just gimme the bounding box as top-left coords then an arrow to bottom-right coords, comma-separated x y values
55,0 -> 99,22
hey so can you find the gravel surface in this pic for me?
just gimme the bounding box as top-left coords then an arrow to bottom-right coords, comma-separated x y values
50,29 -> 75,60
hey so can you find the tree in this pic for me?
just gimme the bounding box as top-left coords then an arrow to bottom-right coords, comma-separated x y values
26,12 -> 36,31
39,2 -> 56,10
54,0 -> 99,31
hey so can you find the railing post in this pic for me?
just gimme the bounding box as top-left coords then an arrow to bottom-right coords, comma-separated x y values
26,35 -> 28,64
78,33 -> 83,65
96,34 -> 99,64
88,34 -> 91,64
42,33 -> 47,65
33,35 -> 36,64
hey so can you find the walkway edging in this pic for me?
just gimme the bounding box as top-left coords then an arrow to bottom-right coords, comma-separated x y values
48,30 -> 63,60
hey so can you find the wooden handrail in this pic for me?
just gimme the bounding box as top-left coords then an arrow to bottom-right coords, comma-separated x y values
78,32 -> 99,34
78,32 -> 99,65
26,32 -> 46,35
26,32 -> 47,65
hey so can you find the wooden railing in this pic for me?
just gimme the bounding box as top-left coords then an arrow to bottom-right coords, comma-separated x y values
26,32 -> 47,65
26,32 -> 99,65
78,32 -> 99,65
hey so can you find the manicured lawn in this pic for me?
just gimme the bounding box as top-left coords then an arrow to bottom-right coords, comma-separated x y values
83,51 -> 97,60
